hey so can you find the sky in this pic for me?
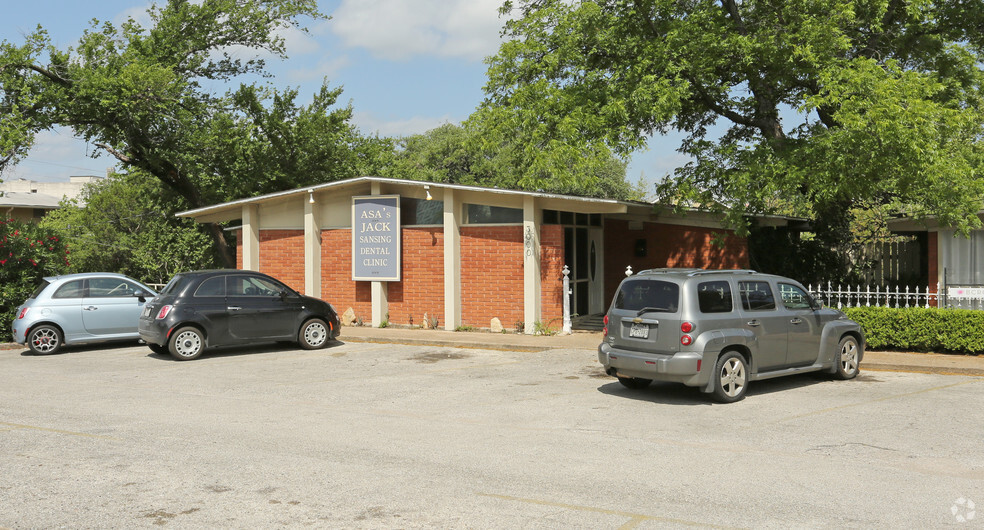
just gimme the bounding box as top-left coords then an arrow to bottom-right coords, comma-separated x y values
1,0 -> 686,190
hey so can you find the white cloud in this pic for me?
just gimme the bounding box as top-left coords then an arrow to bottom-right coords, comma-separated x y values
351,111 -> 460,137
2,128 -> 111,183
329,0 -> 508,61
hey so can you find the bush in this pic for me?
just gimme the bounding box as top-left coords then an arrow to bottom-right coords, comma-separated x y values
844,306 -> 984,354
0,219 -> 72,341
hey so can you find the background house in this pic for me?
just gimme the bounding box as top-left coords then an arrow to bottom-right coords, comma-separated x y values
0,175 -> 103,221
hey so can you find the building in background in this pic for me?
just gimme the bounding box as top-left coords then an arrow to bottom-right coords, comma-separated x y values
0,175 -> 103,221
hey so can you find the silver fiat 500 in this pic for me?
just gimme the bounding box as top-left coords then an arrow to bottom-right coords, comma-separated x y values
598,269 -> 864,403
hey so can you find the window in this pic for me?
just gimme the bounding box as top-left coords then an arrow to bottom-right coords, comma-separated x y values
614,279 -> 679,313
52,280 -> 84,299
195,277 -> 226,297
88,278 -> 139,297
779,283 -> 814,310
698,281 -> 733,313
739,281 -> 776,311
29,280 -> 50,300
400,198 -> 443,225
543,210 -> 602,227
228,275 -> 283,297
466,204 -> 523,224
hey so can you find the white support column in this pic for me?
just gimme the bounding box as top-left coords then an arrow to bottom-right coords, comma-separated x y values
523,196 -> 541,334
443,189 -> 461,330
370,180 -> 388,327
304,191 -> 321,297
242,204 -> 260,271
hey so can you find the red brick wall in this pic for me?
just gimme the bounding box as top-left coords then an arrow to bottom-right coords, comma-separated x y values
259,230 -> 305,294
540,224 -> 565,325
460,226 -> 525,328
603,220 -> 749,303
387,227 -> 444,326
235,229 -> 243,269
321,229 -> 371,320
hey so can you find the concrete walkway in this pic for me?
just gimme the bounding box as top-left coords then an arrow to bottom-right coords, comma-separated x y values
3,326 -> 983,376
338,325 -> 984,377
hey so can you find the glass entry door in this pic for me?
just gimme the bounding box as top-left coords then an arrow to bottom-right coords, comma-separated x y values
565,226 -> 604,316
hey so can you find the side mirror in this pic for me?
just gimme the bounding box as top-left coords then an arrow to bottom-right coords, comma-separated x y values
134,290 -> 148,303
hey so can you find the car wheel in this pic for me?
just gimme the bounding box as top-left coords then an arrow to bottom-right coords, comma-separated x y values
833,335 -> 861,380
148,343 -> 169,356
298,318 -> 330,350
27,325 -> 62,355
169,327 -> 205,361
713,351 -> 748,403
616,376 -> 652,389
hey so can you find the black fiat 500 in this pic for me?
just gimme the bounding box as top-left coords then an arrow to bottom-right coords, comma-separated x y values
139,270 -> 340,361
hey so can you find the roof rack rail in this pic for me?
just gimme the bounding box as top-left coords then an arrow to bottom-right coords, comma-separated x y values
687,269 -> 758,276
636,268 -> 704,275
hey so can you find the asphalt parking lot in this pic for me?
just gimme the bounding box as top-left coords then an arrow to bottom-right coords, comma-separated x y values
1,340 -> 982,528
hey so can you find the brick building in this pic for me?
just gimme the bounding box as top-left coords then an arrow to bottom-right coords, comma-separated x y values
178,177 -> 792,332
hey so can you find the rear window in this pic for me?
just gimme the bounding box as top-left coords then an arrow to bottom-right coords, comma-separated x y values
614,279 -> 679,313
29,280 -> 51,300
159,274 -> 194,296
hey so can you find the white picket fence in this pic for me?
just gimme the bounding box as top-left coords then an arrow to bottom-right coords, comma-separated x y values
810,282 -> 984,310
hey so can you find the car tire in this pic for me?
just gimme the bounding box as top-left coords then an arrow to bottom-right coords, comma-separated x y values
298,318 -> 330,350
169,327 -> 205,361
616,376 -> 652,389
712,351 -> 748,403
833,335 -> 861,380
27,325 -> 63,355
148,343 -> 169,356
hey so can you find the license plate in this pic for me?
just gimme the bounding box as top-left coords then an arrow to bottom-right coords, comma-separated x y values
629,323 -> 649,339
142,306 -> 151,317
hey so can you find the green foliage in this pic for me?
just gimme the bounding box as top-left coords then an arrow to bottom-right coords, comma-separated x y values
844,307 -> 984,354
0,219 -> 71,341
484,1 -> 984,235
0,1 -> 387,266
41,172 -> 216,285
383,123 -> 636,199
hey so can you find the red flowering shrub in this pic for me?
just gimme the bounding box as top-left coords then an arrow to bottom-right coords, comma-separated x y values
0,219 -> 72,342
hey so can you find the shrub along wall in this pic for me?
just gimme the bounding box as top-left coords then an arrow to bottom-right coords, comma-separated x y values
844,306 -> 984,354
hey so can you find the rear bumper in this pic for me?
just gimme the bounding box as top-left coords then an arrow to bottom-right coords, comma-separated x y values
137,318 -> 168,346
598,342 -> 709,387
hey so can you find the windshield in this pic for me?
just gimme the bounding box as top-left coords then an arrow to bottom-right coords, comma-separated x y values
614,279 -> 680,313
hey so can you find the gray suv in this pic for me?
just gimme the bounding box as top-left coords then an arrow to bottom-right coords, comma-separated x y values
598,269 -> 864,403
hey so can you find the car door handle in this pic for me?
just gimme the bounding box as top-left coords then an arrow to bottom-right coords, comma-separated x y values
84,306 -> 98,311
790,318 -> 803,325
228,306 -> 242,311
746,320 -> 760,327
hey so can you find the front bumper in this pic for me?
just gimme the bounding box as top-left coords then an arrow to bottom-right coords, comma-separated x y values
598,342 -> 708,387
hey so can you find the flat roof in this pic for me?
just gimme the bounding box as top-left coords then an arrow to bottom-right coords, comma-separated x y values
177,176 -> 804,228
0,191 -> 63,209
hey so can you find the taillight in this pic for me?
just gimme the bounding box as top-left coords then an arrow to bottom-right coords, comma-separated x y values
17,307 -> 29,319
602,314 -> 609,337
681,321 -> 694,346
156,305 -> 173,320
